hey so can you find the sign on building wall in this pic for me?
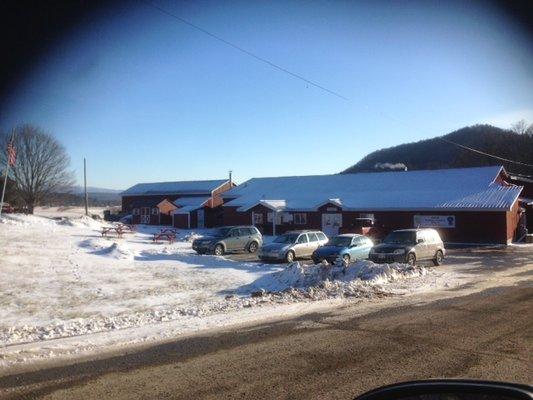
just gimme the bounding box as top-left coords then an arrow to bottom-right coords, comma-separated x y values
414,215 -> 455,228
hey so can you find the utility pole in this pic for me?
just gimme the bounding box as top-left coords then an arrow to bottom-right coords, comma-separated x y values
84,158 -> 88,216
0,130 -> 16,217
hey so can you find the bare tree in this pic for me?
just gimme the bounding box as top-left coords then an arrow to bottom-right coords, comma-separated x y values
0,125 -> 74,213
511,119 -> 533,135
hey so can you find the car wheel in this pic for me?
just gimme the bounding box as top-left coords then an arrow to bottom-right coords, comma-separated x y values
285,250 -> 295,263
433,250 -> 444,266
248,241 -> 258,253
406,253 -> 416,266
214,244 -> 224,256
342,254 -> 350,264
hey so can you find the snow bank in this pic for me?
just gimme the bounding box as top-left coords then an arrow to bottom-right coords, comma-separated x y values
250,261 -> 427,293
0,214 -> 56,227
0,261 -> 425,347
101,242 -> 135,260
56,215 -> 107,230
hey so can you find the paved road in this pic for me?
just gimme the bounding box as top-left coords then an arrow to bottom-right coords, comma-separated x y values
1,248 -> 532,400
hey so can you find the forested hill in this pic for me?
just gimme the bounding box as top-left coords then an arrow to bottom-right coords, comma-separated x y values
342,125 -> 533,176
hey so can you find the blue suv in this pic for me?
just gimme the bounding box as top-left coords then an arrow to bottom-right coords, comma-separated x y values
312,234 -> 373,264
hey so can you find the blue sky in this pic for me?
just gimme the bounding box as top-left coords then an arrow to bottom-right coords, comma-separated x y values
1,0 -> 532,189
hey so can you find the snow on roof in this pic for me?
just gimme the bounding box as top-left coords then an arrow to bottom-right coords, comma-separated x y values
223,166 -> 522,212
122,179 -> 228,196
172,196 -> 211,214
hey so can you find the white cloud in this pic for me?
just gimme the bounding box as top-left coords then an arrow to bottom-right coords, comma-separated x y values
483,108 -> 533,129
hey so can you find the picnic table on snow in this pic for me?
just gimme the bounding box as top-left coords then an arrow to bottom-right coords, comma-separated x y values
152,228 -> 178,243
101,224 -> 135,238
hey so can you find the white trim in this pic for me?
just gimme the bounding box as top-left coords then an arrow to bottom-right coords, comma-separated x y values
210,179 -> 231,196
314,198 -> 343,210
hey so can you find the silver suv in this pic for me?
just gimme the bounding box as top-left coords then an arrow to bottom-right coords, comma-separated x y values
259,230 -> 328,263
369,228 -> 445,266
192,226 -> 263,256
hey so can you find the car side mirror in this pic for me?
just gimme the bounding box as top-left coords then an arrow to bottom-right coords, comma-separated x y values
354,380 -> 532,400
417,238 -> 424,244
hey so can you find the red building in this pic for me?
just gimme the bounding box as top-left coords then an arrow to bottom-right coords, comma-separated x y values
221,166 -> 524,245
121,179 -> 235,228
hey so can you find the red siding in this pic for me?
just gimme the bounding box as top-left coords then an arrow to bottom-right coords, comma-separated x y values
173,214 -> 190,228
223,205 -> 521,244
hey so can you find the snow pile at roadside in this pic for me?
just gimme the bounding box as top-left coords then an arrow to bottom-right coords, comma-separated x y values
79,237 -> 135,260
249,261 -> 427,294
101,242 -> 135,260
0,260 -> 427,347
56,215 -> 107,230
182,231 -> 204,242
0,213 -> 56,227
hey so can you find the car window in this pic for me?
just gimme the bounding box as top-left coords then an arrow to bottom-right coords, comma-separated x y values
297,234 -> 308,244
352,237 -> 362,246
230,229 -> 240,237
274,234 -> 299,244
308,232 -> 319,242
317,232 -> 327,241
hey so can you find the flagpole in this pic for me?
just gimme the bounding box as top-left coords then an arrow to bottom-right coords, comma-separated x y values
0,130 -> 16,216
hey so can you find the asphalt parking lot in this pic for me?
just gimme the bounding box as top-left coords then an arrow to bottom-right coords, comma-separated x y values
223,245 -> 527,267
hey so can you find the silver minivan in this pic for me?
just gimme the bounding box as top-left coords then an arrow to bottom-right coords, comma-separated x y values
369,228 -> 445,266
258,230 -> 328,263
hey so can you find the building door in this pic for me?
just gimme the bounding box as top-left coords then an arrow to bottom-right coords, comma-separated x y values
197,209 -> 205,229
322,213 -> 342,237
140,215 -> 150,224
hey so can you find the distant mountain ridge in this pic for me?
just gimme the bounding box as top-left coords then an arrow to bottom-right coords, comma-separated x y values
69,186 -> 123,194
342,124 -> 533,176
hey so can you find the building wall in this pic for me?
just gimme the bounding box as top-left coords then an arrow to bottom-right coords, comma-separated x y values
123,194 -> 210,213
173,213 -> 190,229
132,206 -> 159,225
223,204 -> 521,244
506,201 -> 524,243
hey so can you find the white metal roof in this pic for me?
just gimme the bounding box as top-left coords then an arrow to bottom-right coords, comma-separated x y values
122,179 -> 228,196
173,196 -> 211,207
171,196 -> 211,214
223,166 -> 522,212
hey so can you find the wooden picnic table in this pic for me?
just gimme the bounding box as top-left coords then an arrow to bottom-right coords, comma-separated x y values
152,228 -> 178,243
101,224 -> 135,238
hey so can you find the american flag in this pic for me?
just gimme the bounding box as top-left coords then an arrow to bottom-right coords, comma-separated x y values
7,141 -> 16,166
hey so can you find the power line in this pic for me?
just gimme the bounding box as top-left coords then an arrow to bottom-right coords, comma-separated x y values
140,0 -> 348,100
438,137 -> 533,168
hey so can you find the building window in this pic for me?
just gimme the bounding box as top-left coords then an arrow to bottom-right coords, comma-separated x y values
133,208 -> 140,215
152,207 -> 159,215
294,213 -> 307,225
253,212 -> 263,224
267,212 -> 282,224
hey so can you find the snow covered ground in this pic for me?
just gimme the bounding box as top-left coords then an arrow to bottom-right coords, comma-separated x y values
0,213 -> 444,371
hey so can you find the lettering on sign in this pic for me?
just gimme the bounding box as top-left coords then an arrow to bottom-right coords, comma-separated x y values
414,215 -> 455,228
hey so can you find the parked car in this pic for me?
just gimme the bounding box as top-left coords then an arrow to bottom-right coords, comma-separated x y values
369,228 -> 445,266
119,214 -> 132,224
259,230 -> 328,263
192,226 -> 263,256
312,234 -> 373,264
1,202 -> 14,214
